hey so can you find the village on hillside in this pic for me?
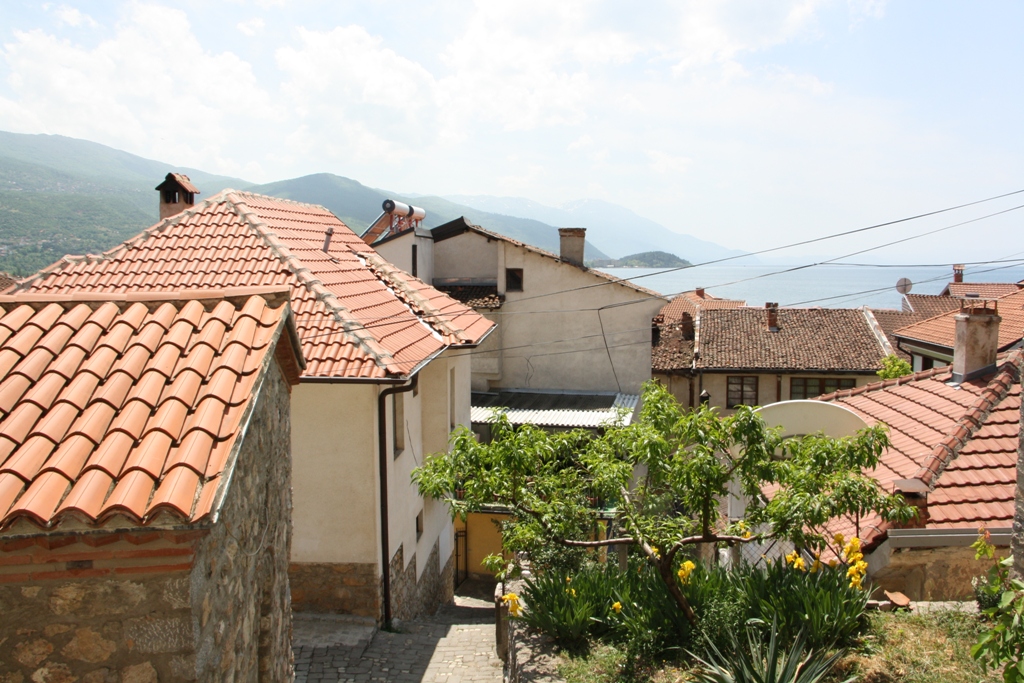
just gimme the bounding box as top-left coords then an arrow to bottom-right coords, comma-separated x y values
0,172 -> 1020,682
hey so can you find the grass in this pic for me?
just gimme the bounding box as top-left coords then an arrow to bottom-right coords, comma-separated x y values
555,609 -> 999,683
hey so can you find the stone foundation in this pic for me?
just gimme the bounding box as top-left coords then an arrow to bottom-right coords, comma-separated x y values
870,545 -> 1003,601
289,562 -> 381,617
389,540 -> 456,622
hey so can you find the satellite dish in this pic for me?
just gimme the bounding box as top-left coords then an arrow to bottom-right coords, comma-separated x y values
896,277 -> 913,295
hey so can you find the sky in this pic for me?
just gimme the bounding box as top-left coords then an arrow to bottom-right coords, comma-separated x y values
0,0 -> 1021,263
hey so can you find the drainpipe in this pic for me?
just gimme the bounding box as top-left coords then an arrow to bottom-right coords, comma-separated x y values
377,374 -> 418,629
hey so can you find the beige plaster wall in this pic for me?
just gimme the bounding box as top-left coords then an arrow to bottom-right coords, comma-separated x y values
434,231 -> 500,282
439,235 -> 664,394
372,232 -> 435,283
290,382 -> 379,565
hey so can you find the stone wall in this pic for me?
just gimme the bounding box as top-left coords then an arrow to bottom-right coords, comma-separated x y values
870,545 -> 1001,601
389,540 -> 456,622
190,361 -> 294,681
0,569 -> 196,682
0,359 -> 295,682
289,562 -> 381,617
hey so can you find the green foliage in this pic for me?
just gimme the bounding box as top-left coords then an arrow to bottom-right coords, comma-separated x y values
690,621 -> 851,683
876,354 -> 913,379
415,380 -> 913,627
742,559 -> 869,650
971,531 -> 1024,682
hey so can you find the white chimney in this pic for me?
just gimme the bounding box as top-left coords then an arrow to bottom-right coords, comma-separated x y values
558,228 -> 586,266
951,299 -> 1001,383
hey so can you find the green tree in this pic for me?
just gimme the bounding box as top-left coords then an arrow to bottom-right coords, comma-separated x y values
413,381 -> 913,626
876,354 -> 913,379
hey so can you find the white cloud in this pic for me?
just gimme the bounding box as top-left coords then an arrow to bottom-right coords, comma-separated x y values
646,150 -> 692,175
51,5 -> 98,28
0,3 -> 282,176
237,17 -> 265,36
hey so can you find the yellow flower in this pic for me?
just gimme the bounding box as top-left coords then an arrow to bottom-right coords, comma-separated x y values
833,533 -> 845,546
565,576 -> 572,584
828,559 -> 838,568
743,531 -> 752,539
792,556 -> 806,572
785,550 -> 799,566
565,588 -> 576,597
501,593 -> 522,617
612,601 -> 622,613
650,545 -> 660,559
810,559 -> 821,574
677,560 -> 696,584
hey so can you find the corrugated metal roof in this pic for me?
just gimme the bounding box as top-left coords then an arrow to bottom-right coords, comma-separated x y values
470,391 -> 639,428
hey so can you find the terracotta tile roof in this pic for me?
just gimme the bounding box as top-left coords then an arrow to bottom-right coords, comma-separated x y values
659,290 -> 745,324
902,293 -> 960,319
652,322 -> 695,373
816,351 -> 1021,546
156,172 -> 200,195
895,289 -> 1024,352
435,285 -> 504,309
945,282 -> 1020,298
431,217 -> 666,300
695,307 -> 887,372
11,191 -> 493,380
0,288 -> 301,533
0,274 -> 15,294
867,309 -> 914,360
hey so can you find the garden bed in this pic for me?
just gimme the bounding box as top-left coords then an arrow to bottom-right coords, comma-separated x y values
554,608 -> 1000,683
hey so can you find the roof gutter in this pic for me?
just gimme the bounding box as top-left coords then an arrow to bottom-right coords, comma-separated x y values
377,374 -> 418,629
887,527 -> 1011,548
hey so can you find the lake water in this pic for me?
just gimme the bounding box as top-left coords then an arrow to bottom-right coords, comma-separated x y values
596,263 -> 1024,309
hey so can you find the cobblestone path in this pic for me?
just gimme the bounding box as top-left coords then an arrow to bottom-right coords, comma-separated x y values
294,581 -> 503,683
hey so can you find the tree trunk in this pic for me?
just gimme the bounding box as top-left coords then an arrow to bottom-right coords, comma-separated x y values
658,560 -> 698,627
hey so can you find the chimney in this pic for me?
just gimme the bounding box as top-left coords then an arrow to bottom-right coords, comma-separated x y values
953,264 -> 964,283
765,303 -> 779,332
695,287 -> 705,298
155,173 -> 199,220
951,299 -> 1001,383
558,228 -> 586,267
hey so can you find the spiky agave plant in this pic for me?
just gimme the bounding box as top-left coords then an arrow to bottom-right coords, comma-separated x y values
689,620 -> 852,683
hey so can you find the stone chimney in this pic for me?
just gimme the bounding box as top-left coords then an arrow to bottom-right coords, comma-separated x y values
695,287 -> 705,298
951,299 -> 1001,383
155,173 -> 199,220
558,228 -> 586,267
765,303 -> 779,332
953,264 -> 964,283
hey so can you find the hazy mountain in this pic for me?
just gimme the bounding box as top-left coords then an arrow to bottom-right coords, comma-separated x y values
246,175 -> 610,260
589,251 -> 691,268
446,194 -> 750,263
0,132 -> 250,275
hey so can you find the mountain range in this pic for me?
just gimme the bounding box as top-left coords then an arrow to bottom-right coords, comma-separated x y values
0,130 -> 746,276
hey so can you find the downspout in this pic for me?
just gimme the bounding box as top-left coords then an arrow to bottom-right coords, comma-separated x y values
377,374 -> 418,629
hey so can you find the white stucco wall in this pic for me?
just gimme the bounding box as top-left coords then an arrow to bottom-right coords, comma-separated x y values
434,233 -> 665,394
290,382 -> 380,566
373,232 -> 435,284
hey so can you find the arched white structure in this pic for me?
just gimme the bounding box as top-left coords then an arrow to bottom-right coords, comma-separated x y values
754,400 -> 870,439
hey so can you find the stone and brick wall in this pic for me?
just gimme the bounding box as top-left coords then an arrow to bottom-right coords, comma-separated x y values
289,562 -> 381,618
389,540 -> 455,622
870,545 -> 999,601
190,361 -> 294,681
0,361 -> 294,682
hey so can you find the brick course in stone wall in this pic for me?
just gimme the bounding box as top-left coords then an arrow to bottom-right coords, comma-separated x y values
0,360 -> 295,682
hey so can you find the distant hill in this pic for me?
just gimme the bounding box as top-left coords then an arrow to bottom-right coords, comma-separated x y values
589,251 -> 691,268
0,131 -> 249,275
445,194 -> 750,263
245,175 -> 610,261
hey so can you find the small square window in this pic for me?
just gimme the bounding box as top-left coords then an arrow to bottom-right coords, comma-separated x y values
727,376 -> 758,408
506,268 -> 523,292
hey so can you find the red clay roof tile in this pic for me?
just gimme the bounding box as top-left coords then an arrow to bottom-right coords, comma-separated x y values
0,289 -> 299,532
895,289 -> 1024,351
817,350 -> 1021,547
11,190 -> 493,379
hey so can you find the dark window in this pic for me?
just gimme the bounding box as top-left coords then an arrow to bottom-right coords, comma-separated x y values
506,268 -> 523,292
727,376 -> 758,408
789,377 -> 856,400
415,510 -> 424,540
392,394 -> 405,457
411,244 -> 418,277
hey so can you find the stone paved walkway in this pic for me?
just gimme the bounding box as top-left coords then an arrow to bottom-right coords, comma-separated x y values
294,580 -> 503,683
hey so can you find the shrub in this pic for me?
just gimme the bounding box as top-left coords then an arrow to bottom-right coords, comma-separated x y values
741,558 -> 869,650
